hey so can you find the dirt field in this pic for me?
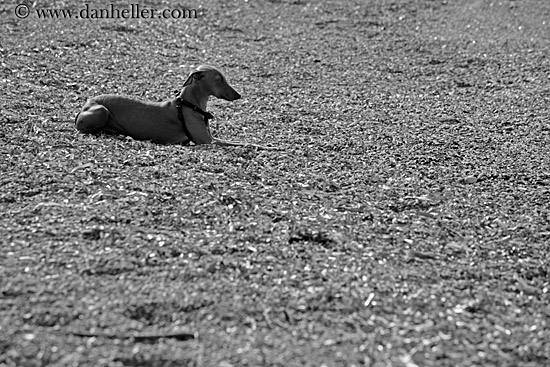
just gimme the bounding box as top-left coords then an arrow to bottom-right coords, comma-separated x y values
1,0 -> 549,366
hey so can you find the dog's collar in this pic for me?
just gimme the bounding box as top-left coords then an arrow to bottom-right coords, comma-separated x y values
175,97 -> 214,144
176,97 -> 214,122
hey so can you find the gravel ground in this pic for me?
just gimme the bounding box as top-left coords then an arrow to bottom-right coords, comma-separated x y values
1,0 -> 549,366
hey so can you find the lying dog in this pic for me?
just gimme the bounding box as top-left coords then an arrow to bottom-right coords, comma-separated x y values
75,65 -> 271,148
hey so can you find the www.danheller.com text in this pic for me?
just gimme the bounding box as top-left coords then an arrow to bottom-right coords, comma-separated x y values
38,4 -> 198,19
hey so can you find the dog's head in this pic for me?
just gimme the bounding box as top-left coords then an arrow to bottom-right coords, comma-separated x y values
183,65 -> 241,101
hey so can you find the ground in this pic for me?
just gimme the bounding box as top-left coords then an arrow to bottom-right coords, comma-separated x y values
1,0 -> 549,366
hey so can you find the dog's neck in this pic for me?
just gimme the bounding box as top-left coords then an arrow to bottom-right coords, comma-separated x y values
177,85 -> 209,111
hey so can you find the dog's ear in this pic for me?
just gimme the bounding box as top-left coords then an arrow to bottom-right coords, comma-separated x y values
183,71 -> 204,86
183,74 -> 194,86
193,71 -> 204,80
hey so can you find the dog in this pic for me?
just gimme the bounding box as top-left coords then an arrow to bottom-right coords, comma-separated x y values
75,65 -> 272,148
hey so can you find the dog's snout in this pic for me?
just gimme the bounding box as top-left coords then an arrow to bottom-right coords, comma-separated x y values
224,88 -> 241,101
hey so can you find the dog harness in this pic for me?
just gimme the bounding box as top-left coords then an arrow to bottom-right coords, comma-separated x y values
175,97 -> 214,144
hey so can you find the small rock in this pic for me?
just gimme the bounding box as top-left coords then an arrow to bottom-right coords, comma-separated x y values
461,175 -> 477,184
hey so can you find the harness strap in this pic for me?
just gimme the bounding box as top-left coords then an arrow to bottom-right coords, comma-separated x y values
175,97 -> 214,144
